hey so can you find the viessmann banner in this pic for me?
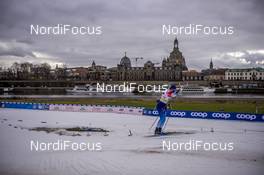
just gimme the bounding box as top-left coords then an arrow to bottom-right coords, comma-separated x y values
143,109 -> 264,122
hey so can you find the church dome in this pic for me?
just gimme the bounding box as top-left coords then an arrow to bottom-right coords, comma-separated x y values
144,61 -> 154,68
120,53 -> 131,68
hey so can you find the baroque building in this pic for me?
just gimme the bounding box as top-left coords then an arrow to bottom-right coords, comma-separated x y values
225,68 -> 264,81
115,38 -> 188,81
87,61 -> 108,81
201,59 -> 226,81
182,70 -> 203,81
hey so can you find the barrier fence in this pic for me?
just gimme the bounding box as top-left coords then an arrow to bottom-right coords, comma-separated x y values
49,104 -> 143,115
0,102 -> 143,116
0,102 -> 49,110
143,109 -> 264,122
1,101 -> 263,122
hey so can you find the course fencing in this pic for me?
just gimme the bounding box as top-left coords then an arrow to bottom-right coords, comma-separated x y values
0,102 -> 143,116
0,101 -> 49,110
1,101 -> 263,122
49,104 -> 143,115
143,109 -> 264,122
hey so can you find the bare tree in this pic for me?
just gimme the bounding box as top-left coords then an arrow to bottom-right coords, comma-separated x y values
32,63 -> 51,80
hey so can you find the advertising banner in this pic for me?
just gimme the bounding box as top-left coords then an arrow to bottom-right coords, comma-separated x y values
143,109 -> 264,122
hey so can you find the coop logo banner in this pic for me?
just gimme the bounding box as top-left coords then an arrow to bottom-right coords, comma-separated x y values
142,109 -> 264,122
143,110 -> 159,116
170,111 -> 186,117
236,114 -> 256,121
191,112 -> 207,118
212,113 -> 231,119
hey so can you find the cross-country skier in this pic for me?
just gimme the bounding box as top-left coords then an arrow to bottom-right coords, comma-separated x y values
154,84 -> 178,135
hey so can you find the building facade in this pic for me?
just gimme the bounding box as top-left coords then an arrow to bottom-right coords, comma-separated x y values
115,38 -> 188,81
87,61 -> 108,81
204,69 -> 226,81
201,59 -> 226,81
182,70 -> 203,81
225,68 -> 264,81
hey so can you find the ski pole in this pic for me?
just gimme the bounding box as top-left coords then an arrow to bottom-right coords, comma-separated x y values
163,117 -> 170,130
149,117 -> 159,130
163,104 -> 171,130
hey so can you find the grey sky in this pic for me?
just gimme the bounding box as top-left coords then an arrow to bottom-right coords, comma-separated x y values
0,0 -> 263,70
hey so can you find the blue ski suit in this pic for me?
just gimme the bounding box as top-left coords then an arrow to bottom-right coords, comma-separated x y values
156,89 -> 176,129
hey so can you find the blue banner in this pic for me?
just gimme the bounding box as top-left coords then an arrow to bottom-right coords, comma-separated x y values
143,109 -> 264,122
1,102 -> 49,110
1,101 -> 263,122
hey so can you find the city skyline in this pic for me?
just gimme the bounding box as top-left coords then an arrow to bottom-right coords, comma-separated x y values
0,0 -> 264,70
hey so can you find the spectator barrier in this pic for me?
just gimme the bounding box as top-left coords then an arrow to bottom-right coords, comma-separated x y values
143,109 -> 264,122
1,101 -> 263,122
0,102 -> 143,116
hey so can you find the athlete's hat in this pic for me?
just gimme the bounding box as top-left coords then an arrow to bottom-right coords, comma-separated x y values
169,84 -> 176,90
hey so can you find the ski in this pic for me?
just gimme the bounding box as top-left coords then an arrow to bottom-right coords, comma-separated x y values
144,131 -> 196,137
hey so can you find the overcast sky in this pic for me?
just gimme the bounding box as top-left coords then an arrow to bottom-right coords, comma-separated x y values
0,0 -> 263,70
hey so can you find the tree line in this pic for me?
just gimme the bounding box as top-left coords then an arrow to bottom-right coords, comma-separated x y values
0,62 -> 68,80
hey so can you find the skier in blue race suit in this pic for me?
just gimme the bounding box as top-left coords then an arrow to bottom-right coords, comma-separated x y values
155,84 -> 178,135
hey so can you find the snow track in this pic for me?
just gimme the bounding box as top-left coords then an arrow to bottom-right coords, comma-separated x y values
0,108 -> 263,175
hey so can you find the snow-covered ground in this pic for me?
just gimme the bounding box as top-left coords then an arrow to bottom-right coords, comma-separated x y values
0,108 -> 263,175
